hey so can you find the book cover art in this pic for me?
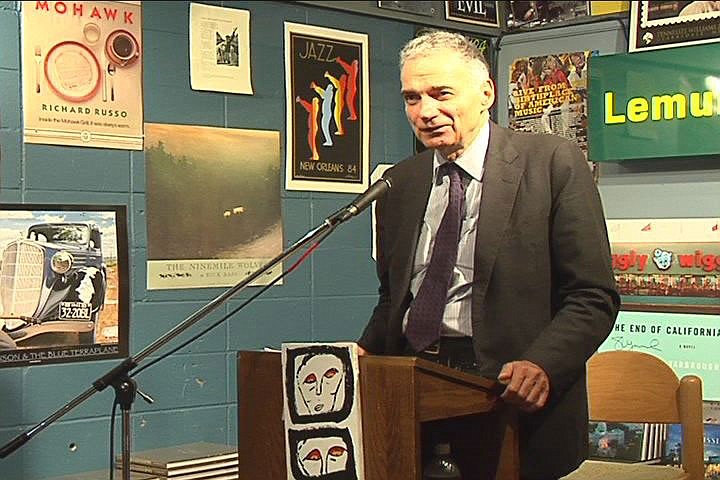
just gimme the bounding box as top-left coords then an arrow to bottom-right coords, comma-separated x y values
588,421 -> 649,462
663,423 -> 720,479
704,400 -> 720,425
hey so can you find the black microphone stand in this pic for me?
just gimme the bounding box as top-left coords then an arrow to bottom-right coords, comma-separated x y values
0,179 -> 387,480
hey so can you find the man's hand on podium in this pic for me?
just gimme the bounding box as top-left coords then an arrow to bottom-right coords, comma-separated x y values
356,344 -> 369,356
497,360 -> 550,413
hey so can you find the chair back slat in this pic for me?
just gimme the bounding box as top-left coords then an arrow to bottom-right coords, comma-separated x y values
588,350 -> 680,423
583,350 -> 704,480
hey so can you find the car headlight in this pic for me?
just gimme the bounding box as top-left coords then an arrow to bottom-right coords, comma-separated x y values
51,251 -> 74,274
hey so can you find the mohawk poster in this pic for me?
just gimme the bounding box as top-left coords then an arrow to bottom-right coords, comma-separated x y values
508,51 -> 590,157
22,1 -> 143,150
284,23 -> 369,193
144,124 -> 283,290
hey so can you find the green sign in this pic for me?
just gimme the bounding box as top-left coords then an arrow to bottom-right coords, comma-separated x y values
588,43 -> 720,162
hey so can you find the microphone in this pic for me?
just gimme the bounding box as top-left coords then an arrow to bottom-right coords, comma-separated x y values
326,177 -> 392,226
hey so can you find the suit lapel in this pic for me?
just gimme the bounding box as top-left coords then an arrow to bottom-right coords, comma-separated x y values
473,123 -> 525,299
392,150 -> 434,300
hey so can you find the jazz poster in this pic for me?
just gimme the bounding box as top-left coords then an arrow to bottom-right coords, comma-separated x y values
630,1 -> 720,52
21,1 -> 143,150
284,23 -> 369,194
0,204 -> 129,367
282,343 -> 365,479
189,2 -> 253,94
508,51 -> 590,158
144,124 -> 283,290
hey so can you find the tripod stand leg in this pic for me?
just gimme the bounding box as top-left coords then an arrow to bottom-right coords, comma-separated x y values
112,377 -> 137,480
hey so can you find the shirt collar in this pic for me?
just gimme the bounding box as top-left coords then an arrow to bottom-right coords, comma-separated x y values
432,122 -> 489,182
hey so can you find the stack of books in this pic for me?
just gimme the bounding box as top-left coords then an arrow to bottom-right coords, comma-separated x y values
118,442 -> 239,480
44,470 -> 158,480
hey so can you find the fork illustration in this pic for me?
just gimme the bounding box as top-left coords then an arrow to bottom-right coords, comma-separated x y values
34,45 -> 41,93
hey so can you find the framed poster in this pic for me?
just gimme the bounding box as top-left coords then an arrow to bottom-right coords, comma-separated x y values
376,1 -> 435,16
608,218 -> 720,314
21,1 -> 143,150
144,123 -> 283,290
284,23 -> 369,193
507,51 -> 592,175
630,1 -> 720,52
0,204 -> 129,367
445,1 -> 500,27
507,1 -> 589,29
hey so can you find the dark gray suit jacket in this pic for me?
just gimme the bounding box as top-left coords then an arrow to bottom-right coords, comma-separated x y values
359,122 -> 620,479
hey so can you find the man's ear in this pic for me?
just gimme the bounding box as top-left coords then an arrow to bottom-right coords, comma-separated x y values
480,78 -> 496,111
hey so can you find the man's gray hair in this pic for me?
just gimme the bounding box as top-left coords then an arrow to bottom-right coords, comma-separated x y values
399,30 -> 490,76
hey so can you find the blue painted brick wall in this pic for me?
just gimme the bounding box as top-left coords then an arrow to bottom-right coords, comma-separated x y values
0,2 -> 413,478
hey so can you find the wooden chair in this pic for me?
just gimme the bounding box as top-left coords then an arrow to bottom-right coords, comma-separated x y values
561,350 -> 704,480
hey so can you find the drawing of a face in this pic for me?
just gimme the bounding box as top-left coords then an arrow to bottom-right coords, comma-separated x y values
295,353 -> 345,415
296,436 -> 349,477
653,248 -> 673,270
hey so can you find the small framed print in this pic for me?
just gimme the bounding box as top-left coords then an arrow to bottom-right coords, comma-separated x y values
629,1 -> 720,52
445,1 -> 500,27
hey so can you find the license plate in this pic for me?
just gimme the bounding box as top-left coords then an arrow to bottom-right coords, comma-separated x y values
59,302 -> 91,320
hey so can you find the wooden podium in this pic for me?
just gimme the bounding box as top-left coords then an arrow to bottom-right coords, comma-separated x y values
237,350 -> 518,480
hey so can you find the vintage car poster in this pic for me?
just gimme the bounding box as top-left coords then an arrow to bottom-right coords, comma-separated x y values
607,218 -> 720,314
21,1 -> 143,149
189,3 -> 253,94
284,22 -> 369,193
282,343 -> 365,479
508,51 -> 590,157
630,1 -> 720,52
0,204 -> 129,367
145,123 -> 283,290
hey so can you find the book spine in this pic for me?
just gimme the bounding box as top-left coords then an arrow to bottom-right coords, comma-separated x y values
126,463 -> 168,476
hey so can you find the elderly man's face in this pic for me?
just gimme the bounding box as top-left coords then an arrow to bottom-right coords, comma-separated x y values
401,48 -> 494,158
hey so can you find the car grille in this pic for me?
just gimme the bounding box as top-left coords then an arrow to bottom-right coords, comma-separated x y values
0,240 -> 44,318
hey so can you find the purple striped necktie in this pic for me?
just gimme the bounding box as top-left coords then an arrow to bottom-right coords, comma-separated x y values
405,162 -> 465,352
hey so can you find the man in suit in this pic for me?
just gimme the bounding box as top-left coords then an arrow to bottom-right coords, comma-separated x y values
357,30 -> 620,480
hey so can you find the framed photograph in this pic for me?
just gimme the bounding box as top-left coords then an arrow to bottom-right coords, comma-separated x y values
284,22 -> 369,193
507,1 -> 589,29
630,1 -> 720,52
0,204 -> 129,367
445,1 -> 500,27
607,218 -> 720,314
377,1 -> 435,16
